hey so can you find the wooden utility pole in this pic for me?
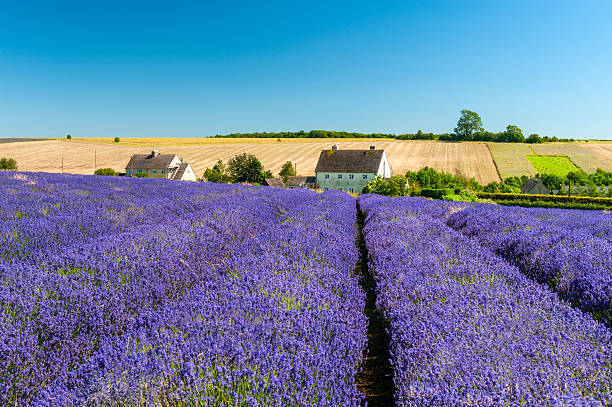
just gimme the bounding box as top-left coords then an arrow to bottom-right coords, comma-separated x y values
294,162 -> 297,175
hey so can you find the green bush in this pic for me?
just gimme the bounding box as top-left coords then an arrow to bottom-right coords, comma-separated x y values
362,175 -> 408,196
114,137 -> 120,143
135,173 -> 147,178
443,189 -> 478,202
66,134 -> 72,139
0,157 -> 18,170
94,168 -> 117,176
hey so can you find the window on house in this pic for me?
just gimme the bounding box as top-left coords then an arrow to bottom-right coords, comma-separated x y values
151,169 -> 157,174
137,169 -> 143,173
362,174 -> 368,180
324,174 -> 330,179
349,174 -> 354,179
349,187 -> 354,193
324,187 -> 329,191
338,174 -> 343,179
161,169 -> 165,174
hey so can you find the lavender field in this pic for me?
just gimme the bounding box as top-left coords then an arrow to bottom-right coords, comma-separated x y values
1,171 -> 611,406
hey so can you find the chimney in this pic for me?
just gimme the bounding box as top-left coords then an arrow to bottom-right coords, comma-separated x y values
331,144 -> 338,150
370,145 -> 375,150
151,150 -> 160,157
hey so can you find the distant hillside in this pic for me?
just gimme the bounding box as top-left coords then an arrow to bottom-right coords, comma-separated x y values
2,138 -> 611,184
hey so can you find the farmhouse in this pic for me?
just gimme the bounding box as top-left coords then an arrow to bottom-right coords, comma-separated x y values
315,145 -> 391,193
521,176 -> 550,195
125,150 -> 197,181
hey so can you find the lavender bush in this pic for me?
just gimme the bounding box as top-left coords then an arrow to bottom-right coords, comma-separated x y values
359,194 -> 612,406
0,172 -> 366,406
445,203 -> 612,326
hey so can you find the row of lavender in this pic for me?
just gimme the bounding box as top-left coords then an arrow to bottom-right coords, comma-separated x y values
1,172 -> 366,405
0,172 -> 288,262
440,203 -> 612,327
1,172 -> 301,403
359,195 -> 612,406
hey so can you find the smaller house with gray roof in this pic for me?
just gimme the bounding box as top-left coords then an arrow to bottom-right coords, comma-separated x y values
264,177 -> 285,187
521,175 -> 550,195
285,176 -> 317,189
315,145 -> 391,193
125,150 -> 197,181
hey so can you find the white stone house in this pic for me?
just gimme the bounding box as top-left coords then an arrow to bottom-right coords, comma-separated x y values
314,145 -> 391,193
125,150 -> 197,181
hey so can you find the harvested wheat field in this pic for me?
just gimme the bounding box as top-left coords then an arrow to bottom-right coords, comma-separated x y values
487,143 -> 536,179
0,138 -> 502,184
579,143 -> 612,171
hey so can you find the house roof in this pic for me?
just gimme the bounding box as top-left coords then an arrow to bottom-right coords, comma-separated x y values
521,179 -> 549,194
170,163 -> 189,180
126,152 -> 177,169
264,178 -> 285,187
314,149 -> 385,173
285,176 -> 316,187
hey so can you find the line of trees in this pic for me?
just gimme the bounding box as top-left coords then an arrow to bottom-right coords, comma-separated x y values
214,110 -> 579,143
362,166 -> 612,198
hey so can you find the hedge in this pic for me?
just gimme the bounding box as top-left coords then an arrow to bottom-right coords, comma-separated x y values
494,200 -> 610,211
419,188 -> 455,200
477,192 -> 612,210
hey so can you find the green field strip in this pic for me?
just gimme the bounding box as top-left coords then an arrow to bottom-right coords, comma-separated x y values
526,155 -> 581,177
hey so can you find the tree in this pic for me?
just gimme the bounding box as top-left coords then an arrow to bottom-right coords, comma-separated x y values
202,160 -> 232,183
66,134 -> 72,139
501,125 -> 525,143
566,171 -> 583,197
94,168 -> 117,176
416,167 -> 442,188
541,174 -> 563,191
454,110 -> 484,140
0,157 -> 17,170
114,137 -> 120,143
262,170 -> 274,180
362,175 -> 408,196
483,182 -> 502,193
526,133 -> 542,144
279,161 -> 296,182
227,153 -> 265,183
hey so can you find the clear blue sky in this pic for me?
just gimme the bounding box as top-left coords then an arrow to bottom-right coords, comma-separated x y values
1,0 -> 611,139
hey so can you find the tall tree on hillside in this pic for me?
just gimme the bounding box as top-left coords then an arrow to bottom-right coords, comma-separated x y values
454,109 -> 484,140
227,153 -> 265,183
279,161 -> 296,182
501,125 -> 525,143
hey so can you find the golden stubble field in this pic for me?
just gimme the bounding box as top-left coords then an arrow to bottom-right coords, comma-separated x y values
580,144 -> 612,170
0,138 -> 502,184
